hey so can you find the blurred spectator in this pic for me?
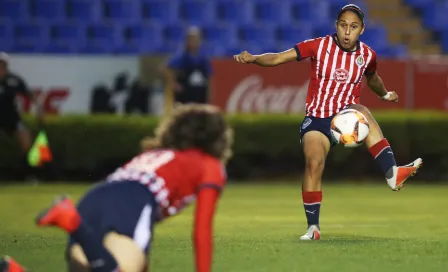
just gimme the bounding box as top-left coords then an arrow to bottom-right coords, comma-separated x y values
160,26 -> 212,104
90,84 -> 115,113
125,78 -> 151,114
0,52 -> 43,181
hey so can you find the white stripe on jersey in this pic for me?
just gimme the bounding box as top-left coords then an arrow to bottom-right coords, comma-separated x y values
343,44 -> 365,107
336,52 -> 355,112
320,45 -> 340,118
312,37 -> 333,117
351,44 -> 373,105
306,38 -> 325,114
357,43 -> 373,85
328,51 -> 347,116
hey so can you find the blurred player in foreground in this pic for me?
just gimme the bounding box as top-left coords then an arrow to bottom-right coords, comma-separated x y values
0,104 -> 233,272
234,4 -> 422,240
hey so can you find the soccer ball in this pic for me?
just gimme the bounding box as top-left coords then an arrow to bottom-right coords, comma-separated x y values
330,109 -> 369,148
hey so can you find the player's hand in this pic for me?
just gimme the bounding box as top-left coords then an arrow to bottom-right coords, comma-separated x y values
234,51 -> 256,64
382,91 -> 399,102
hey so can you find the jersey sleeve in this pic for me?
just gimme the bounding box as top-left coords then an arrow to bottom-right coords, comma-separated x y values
294,38 -> 320,61
364,51 -> 377,75
193,187 -> 219,272
198,157 -> 226,192
193,156 -> 226,271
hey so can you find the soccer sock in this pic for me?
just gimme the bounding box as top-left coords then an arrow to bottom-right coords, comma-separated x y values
302,191 -> 322,227
70,221 -> 120,272
369,138 -> 397,179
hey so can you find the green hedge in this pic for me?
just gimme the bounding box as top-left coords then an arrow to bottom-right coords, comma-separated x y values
1,111 -> 447,181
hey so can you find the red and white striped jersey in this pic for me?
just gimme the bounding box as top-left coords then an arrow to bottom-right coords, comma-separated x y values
294,34 -> 377,118
106,148 -> 226,218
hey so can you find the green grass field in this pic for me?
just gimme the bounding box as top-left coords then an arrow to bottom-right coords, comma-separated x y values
0,182 -> 447,272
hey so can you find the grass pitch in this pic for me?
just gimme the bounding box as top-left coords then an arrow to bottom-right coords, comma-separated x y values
0,181 -> 447,272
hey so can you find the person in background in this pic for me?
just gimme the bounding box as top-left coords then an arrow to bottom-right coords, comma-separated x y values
161,26 -> 213,104
0,52 -> 43,182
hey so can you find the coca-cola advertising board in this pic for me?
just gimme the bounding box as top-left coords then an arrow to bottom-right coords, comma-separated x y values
211,60 -> 310,114
210,58 -> 443,113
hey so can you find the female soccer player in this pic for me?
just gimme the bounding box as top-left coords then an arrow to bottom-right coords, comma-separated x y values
234,4 -> 422,240
0,104 -> 233,272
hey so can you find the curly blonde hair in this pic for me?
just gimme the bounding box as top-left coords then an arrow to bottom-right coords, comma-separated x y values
140,104 -> 233,163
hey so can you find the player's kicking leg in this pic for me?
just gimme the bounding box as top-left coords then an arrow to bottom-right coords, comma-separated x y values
0,256 -> 28,272
299,121 -> 332,240
350,104 -> 422,191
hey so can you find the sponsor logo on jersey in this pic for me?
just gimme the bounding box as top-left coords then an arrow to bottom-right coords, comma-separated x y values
333,68 -> 349,83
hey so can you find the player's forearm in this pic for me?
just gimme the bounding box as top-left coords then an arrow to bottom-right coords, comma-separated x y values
367,74 -> 388,97
253,53 -> 282,67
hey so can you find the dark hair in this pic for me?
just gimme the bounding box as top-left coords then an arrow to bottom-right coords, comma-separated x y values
337,4 -> 365,25
141,103 -> 233,163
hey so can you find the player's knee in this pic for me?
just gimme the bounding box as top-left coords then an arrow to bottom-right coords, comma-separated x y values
350,104 -> 373,120
305,157 -> 325,174
67,244 -> 89,272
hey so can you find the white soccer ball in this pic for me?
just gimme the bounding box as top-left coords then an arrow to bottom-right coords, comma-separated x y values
330,109 -> 370,148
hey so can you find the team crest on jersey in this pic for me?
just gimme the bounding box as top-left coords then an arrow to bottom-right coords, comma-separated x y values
356,55 -> 364,67
333,68 -> 349,83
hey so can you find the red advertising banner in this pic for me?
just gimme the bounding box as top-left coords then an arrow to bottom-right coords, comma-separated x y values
210,58 -> 444,113
412,57 -> 448,110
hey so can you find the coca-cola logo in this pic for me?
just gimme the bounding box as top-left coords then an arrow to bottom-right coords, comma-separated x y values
226,75 -> 309,113
333,68 -> 349,83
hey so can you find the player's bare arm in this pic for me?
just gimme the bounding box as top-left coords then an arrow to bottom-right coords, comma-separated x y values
234,48 -> 297,67
365,72 -> 398,102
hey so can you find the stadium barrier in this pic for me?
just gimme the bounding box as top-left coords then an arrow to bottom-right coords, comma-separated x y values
0,112 -> 447,182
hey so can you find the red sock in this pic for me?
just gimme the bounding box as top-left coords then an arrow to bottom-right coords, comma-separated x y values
368,138 -> 397,175
302,191 -> 322,226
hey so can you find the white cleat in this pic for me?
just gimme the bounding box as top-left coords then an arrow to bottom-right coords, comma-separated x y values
299,225 -> 321,240
386,158 -> 423,191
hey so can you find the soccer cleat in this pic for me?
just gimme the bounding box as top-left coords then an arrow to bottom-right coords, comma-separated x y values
299,225 -> 321,241
386,158 -> 423,191
35,195 -> 81,233
0,256 -> 27,272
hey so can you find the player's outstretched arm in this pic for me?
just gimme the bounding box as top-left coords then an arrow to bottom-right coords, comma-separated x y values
365,72 -> 398,102
193,187 -> 220,272
234,48 -> 298,67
